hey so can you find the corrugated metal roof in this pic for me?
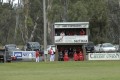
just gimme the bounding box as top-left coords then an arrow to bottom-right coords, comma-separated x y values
54,22 -> 89,25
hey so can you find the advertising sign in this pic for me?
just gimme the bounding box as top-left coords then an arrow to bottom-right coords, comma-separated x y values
88,53 -> 120,60
13,51 -> 36,59
55,36 -> 88,43
14,52 -> 22,58
22,51 -> 35,58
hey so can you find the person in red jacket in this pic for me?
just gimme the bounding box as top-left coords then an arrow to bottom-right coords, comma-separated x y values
63,52 -> 69,61
80,29 -> 85,35
73,51 -> 78,61
78,51 -> 84,61
35,50 -> 40,62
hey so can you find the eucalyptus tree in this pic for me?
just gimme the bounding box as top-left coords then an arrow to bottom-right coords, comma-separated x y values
47,0 -> 108,44
86,0 -> 108,43
107,0 -> 120,43
0,2 -> 16,45
28,0 -> 43,43
18,0 -> 44,45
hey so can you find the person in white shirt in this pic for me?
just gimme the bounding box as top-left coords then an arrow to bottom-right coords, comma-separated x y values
60,31 -> 65,37
49,48 -> 55,61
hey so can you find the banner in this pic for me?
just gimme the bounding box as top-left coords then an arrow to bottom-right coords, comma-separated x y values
13,51 -> 36,59
55,36 -> 88,43
88,53 -> 120,60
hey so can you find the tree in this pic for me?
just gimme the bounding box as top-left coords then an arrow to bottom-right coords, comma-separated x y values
47,0 -> 108,44
0,0 -> 119,46
17,0 -> 44,45
107,0 -> 120,43
0,2 -> 16,45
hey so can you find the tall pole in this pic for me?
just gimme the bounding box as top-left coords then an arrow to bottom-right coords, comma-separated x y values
43,0 -> 47,62
14,0 -> 20,44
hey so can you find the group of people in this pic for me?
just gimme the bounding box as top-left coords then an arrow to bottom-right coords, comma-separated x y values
58,47 -> 84,61
35,48 -> 55,62
35,47 -> 84,62
73,51 -> 84,61
55,29 -> 86,36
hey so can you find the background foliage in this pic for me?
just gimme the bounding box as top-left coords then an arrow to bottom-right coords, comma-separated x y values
0,0 -> 120,46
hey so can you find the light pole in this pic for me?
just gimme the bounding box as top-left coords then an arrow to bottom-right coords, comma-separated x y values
43,0 -> 47,62
14,0 -> 20,44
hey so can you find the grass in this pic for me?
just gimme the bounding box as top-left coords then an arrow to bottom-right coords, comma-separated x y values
0,61 -> 120,80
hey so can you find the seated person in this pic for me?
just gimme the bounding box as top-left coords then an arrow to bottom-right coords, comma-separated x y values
80,29 -> 85,35
60,31 -> 65,36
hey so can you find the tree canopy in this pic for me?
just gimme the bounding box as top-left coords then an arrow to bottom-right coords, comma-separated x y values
0,0 -> 120,46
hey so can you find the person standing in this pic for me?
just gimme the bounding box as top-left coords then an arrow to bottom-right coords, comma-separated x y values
63,51 -> 69,61
73,51 -> 78,61
49,48 -> 55,61
58,51 -> 63,61
68,48 -> 73,58
63,53 -> 69,61
35,50 -> 40,62
78,51 -> 84,61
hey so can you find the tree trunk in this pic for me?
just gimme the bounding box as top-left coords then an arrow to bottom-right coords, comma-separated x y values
63,0 -> 68,22
29,17 -> 39,41
47,0 -> 53,44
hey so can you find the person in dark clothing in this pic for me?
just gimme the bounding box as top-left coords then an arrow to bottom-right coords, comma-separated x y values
58,51 -> 63,61
68,48 -> 73,58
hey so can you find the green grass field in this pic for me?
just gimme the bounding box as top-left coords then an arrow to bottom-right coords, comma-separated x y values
0,61 -> 120,80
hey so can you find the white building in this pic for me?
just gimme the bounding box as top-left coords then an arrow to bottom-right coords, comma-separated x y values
54,22 -> 89,60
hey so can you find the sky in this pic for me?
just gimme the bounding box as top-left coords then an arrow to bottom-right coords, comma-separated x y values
3,0 -> 18,5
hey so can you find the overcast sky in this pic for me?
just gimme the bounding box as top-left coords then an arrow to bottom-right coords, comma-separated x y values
3,0 -> 18,5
